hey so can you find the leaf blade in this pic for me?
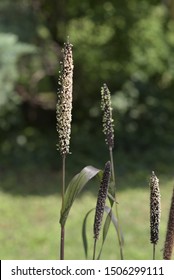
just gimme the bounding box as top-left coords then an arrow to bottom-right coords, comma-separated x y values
97,206 -> 124,259
82,208 -> 95,259
60,166 -> 102,226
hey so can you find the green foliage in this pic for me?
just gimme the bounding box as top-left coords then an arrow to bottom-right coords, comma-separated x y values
82,208 -> 95,259
0,0 -> 37,42
1,0 -> 174,162
82,205 -> 123,259
0,32 -> 36,145
97,206 -> 123,260
60,166 -> 102,226
0,33 -> 36,106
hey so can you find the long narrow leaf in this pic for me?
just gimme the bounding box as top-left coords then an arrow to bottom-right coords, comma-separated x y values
107,192 -> 118,204
60,166 -> 102,226
97,209 -> 112,259
82,208 -> 95,259
97,206 -> 124,259
105,205 -> 124,246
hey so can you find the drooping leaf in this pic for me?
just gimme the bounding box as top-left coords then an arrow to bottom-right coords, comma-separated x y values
108,181 -> 116,207
60,165 -> 102,226
82,208 -> 95,259
97,205 -> 124,259
107,192 -> 118,204
105,205 -> 124,246
97,208 -> 112,260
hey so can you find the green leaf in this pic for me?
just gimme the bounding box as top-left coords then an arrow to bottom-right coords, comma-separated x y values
107,192 -> 118,204
97,208 -> 112,260
60,165 -> 102,226
108,181 -> 116,207
82,208 -> 95,259
105,206 -> 124,246
97,206 -> 124,259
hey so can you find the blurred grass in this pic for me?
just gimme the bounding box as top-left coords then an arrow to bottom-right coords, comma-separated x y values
0,163 -> 173,260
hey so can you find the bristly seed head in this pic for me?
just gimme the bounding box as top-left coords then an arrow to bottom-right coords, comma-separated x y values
94,161 -> 111,240
101,84 -> 114,149
163,188 -> 174,260
56,41 -> 74,156
150,171 -> 161,245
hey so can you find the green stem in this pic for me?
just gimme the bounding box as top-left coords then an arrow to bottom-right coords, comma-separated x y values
60,155 -> 66,260
109,147 -> 115,184
62,155 -> 66,208
109,147 -> 124,260
60,225 -> 65,260
93,239 -> 97,260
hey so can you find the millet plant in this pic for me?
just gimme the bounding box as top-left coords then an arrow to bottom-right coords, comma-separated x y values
56,39 -> 174,260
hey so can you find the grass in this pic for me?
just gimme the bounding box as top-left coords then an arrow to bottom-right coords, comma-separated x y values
0,162 -> 173,259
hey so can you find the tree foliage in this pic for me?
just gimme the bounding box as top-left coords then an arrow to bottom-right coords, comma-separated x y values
1,0 -> 174,162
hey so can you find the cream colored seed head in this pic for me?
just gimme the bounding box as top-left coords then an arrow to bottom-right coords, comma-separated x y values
56,42 -> 73,156
101,84 -> 114,149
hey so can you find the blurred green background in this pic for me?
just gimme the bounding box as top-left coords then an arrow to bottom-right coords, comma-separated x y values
0,0 -> 174,259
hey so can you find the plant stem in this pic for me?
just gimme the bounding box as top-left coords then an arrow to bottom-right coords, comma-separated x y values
62,155 -> 66,207
93,239 -> 97,260
153,244 -> 156,260
60,225 -> 65,260
109,147 -> 124,260
60,155 -> 66,260
109,147 -> 115,184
